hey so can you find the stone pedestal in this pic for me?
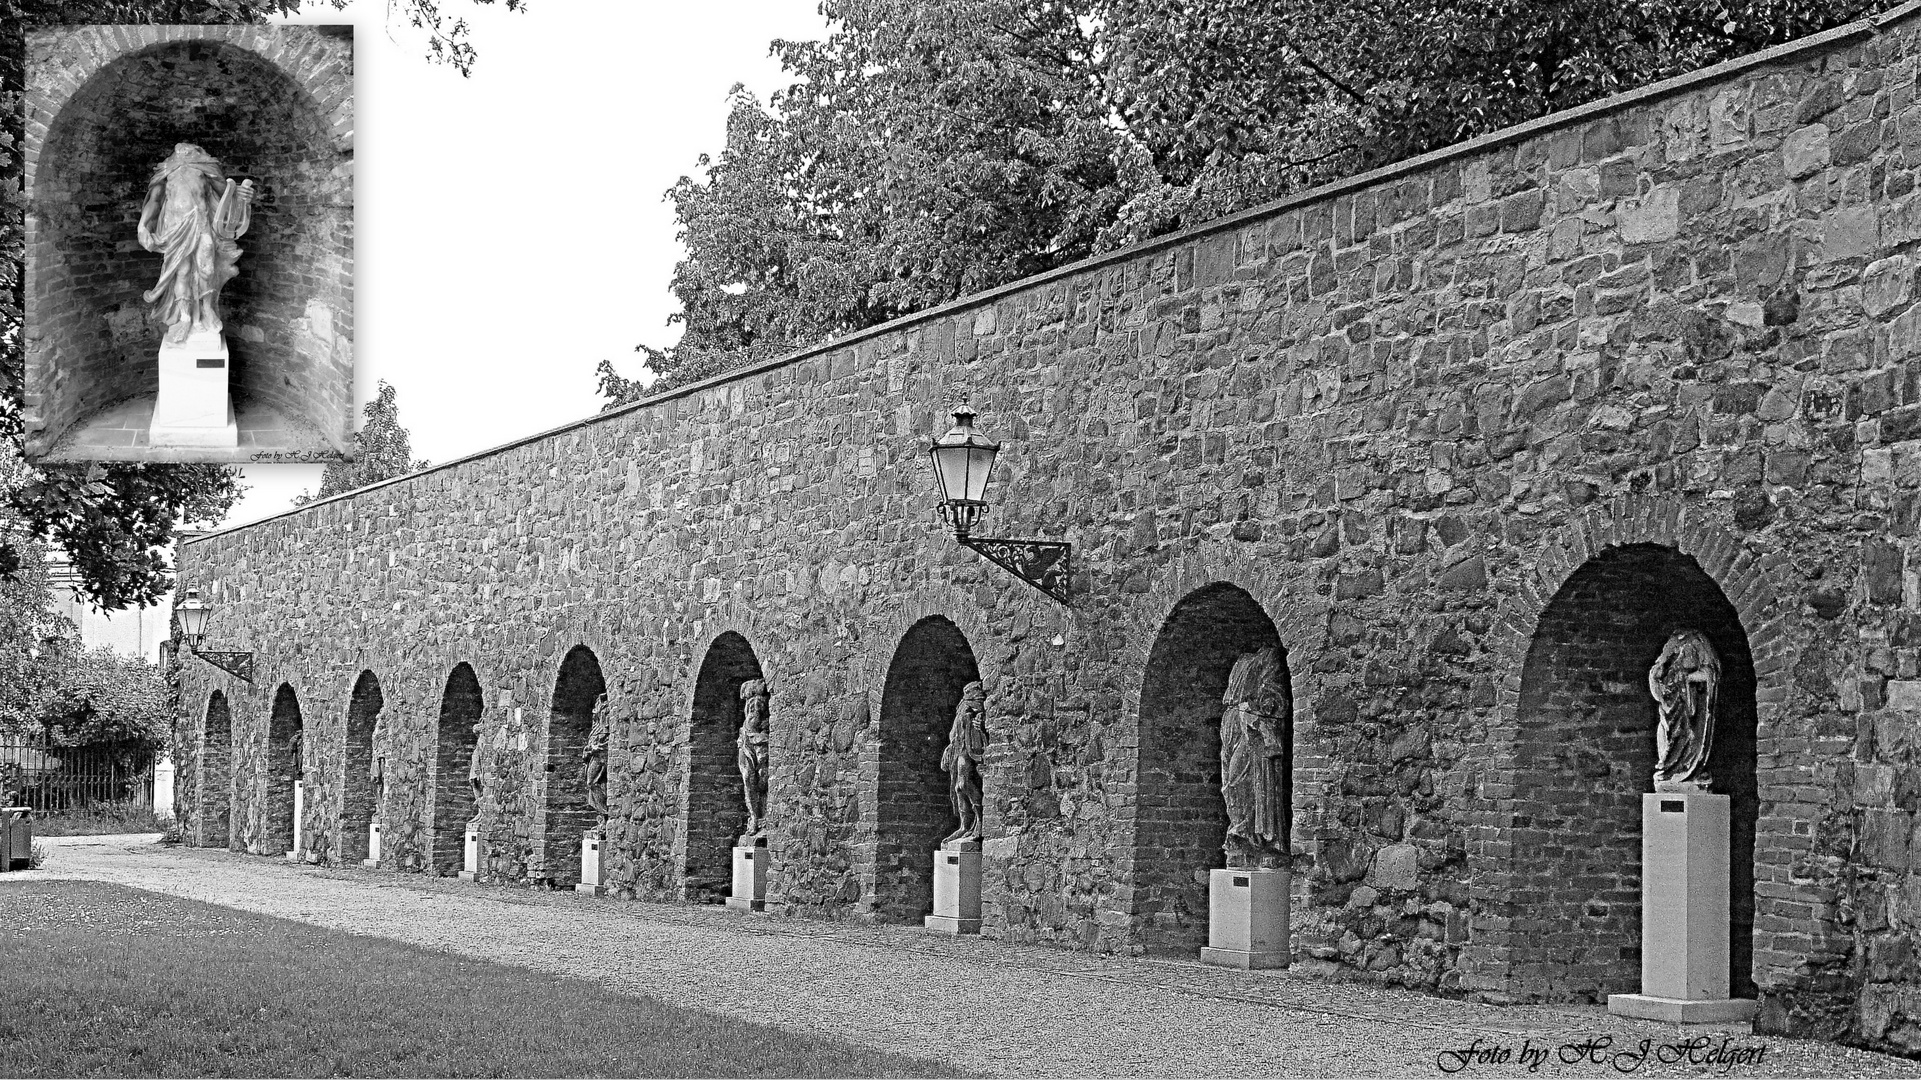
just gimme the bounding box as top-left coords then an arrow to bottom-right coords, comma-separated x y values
362,821 -> 381,868
575,832 -> 607,896
924,840 -> 983,934
1608,792 -> 1758,1023
1200,867 -> 1290,969
726,834 -> 767,912
149,330 -> 238,448
284,779 -> 304,861
458,821 -> 479,881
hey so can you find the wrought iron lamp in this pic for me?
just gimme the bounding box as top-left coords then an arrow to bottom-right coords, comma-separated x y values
174,585 -> 254,683
928,404 -> 1071,604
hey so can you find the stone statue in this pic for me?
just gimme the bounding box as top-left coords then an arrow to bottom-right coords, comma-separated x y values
1650,628 -> 1722,790
137,143 -> 255,345
467,722 -> 486,807
289,730 -> 303,781
1220,646 -> 1290,868
941,681 -> 988,846
583,693 -> 610,832
737,678 -> 771,837
368,710 -> 387,801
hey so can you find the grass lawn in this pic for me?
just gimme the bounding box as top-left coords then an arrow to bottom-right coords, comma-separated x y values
0,881 -> 960,1078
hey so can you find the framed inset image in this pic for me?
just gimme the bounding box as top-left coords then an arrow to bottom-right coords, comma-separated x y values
23,24 -> 354,463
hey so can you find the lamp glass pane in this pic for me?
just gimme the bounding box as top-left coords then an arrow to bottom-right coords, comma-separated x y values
963,445 -> 994,502
178,604 -> 209,639
935,445 -> 974,503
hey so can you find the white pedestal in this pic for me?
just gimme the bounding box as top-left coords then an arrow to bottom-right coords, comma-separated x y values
726,836 -> 767,912
1608,792 -> 1758,1023
362,821 -> 381,867
575,833 -> 607,896
285,780 -> 304,860
149,331 -> 238,448
1201,867 -> 1290,969
458,821 -> 479,881
925,842 -> 982,934
154,756 -> 176,822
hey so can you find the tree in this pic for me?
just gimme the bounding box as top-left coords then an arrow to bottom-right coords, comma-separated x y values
607,0 -> 1896,404
1,0 -> 521,608
295,380 -> 430,503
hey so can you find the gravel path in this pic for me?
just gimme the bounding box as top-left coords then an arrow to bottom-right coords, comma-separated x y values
16,833 -> 1916,1079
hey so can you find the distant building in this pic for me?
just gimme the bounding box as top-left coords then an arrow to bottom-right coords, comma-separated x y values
45,529 -> 205,664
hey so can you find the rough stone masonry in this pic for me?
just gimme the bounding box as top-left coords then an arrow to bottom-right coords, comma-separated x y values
174,4 -> 1921,1056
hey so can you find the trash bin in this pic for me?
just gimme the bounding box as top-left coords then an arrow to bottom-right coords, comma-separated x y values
2,808 -> 31,871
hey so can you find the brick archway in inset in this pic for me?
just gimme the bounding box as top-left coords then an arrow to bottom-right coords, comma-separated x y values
199,690 -> 234,849
1464,495 -> 1794,1004
23,25 -> 354,456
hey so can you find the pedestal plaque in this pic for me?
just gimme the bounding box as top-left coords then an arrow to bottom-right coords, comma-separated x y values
149,331 -> 238,448
1608,792 -> 1757,1023
1200,867 -> 1290,969
726,834 -> 767,912
924,840 -> 982,934
458,821 -> 479,881
362,821 -> 381,868
285,779 -> 304,861
575,833 -> 607,896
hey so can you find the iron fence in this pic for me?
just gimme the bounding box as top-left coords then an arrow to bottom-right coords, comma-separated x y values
0,737 -> 153,815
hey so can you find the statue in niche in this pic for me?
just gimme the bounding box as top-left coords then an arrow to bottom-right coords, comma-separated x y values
289,730 -> 303,781
137,143 -> 255,345
1220,646 -> 1290,869
737,679 -> 771,838
368,710 -> 388,804
583,693 -> 611,834
941,681 -> 988,846
467,721 -> 486,808
1649,628 -> 1722,790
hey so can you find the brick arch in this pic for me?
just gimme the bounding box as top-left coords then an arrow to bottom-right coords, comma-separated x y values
430,662 -> 485,875
537,644 -> 610,886
678,631 -> 768,901
25,25 -> 351,184
859,588 -> 1001,716
198,689 -> 235,850
1465,495 -> 1794,1003
262,682 -> 303,857
339,669 -> 384,864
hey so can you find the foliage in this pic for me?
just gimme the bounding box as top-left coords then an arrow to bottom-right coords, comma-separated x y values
32,644 -> 172,754
30,799 -> 170,834
1,0 -> 523,609
608,0 -> 1897,403
0,881 -> 966,1078
294,380 -> 430,503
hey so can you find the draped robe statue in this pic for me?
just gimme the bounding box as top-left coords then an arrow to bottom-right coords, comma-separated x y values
368,710 -> 387,803
941,681 -> 988,846
289,730 -> 303,782
583,694 -> 610,832
737,679 -> 771,837
466,721 -> 486,808
137,143 -> 255,344
1220,647 -> 1290,868
1650,629 -> 1722,790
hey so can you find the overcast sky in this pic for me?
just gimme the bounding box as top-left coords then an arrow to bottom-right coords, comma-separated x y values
226,0 -> 830,525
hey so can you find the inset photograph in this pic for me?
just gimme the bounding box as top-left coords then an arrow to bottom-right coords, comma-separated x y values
22,24 -> 354,463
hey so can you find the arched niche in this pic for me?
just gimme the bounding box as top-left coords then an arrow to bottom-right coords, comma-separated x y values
543,646 -> 608,887
873,615 -> 981,921
1135,582 -> 1289,955
432,663 -> 484,875
265,683 -> 302,856
200,690 -> 234,848
340,670 -> 384,863
682,632 -> 766,901
1512,543 -> 1758,1001
26,36 -> 352,457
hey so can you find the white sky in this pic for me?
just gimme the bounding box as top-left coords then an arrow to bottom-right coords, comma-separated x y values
226,0 -> 830,524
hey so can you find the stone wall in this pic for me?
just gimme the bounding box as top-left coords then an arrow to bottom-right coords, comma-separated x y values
23,24 -> 354,457
177,5 -> 1921,1054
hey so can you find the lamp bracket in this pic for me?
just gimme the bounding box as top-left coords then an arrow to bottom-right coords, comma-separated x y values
960,536 -> 1072,605
191,648 -> 254,684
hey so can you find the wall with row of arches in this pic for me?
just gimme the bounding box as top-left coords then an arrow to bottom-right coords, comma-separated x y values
176,10 -> 1921,1051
